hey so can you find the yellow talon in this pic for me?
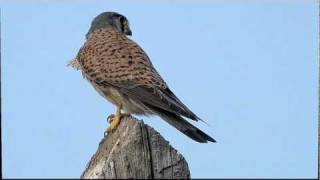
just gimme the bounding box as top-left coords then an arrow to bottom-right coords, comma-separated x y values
106,105 -> 130,133
107,114 -> 115,123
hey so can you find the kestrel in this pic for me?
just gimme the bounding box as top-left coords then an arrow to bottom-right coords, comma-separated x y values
69,12 -> 215,143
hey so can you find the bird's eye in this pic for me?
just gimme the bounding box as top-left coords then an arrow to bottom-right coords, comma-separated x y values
120,16 -> 127,26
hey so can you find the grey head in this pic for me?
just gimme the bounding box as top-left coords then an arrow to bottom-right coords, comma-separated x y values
87,12 -> 132,38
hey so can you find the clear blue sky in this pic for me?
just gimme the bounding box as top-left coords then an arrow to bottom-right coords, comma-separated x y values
1,0 -> 318,178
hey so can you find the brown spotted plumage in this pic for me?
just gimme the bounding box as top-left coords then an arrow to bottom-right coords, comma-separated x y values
69,12 -> 215,143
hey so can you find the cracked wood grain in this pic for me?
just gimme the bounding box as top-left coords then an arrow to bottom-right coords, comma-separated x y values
81,116 -> 190,179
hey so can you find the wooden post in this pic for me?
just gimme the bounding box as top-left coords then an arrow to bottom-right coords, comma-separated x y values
81,116 -> 190,179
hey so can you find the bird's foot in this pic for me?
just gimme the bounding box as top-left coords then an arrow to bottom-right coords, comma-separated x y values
107,114 -> 115,123
107,113 -> 130,123
105,113 -> 130,135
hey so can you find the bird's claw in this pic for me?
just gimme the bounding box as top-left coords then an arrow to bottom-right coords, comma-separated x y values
104,113 -> 131,136
107,114 -> 115,123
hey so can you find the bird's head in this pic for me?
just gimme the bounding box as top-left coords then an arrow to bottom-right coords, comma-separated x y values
87,12 -> 132,37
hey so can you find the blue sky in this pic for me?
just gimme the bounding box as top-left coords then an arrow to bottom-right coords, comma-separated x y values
1,0 -> 318,178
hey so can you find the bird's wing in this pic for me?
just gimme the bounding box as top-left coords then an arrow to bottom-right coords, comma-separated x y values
120,85 -> 216,143
77,33 -> 200,121
77,31 -> 215,143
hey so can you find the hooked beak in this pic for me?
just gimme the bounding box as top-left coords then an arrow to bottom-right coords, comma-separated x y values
125,27 -> 132,36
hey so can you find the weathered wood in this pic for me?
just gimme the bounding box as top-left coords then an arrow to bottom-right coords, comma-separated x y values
81,116 -> 190,179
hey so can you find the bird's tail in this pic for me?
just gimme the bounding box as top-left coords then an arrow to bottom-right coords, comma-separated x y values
150,105 -> 216,143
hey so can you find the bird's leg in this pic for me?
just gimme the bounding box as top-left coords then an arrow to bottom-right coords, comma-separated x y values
106,105 -> 129,133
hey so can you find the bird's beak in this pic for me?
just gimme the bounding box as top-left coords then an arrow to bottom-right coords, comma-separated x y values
125,27 -> 132,36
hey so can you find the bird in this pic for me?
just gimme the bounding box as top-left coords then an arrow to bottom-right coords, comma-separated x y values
69,12 -> 216,143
